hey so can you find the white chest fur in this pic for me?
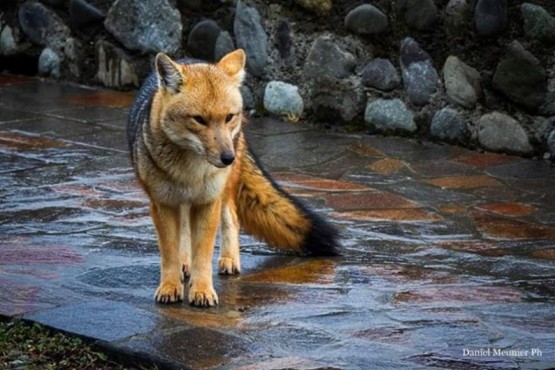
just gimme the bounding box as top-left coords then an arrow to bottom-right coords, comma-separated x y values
140,146 -> 230,206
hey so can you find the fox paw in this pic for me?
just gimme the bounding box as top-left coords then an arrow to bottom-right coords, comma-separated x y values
155,280 -> 184,304
218,257 -> 241,275
188,283 -> 218,307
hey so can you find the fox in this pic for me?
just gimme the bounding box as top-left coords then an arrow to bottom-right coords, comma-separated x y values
127,49 -> 340,307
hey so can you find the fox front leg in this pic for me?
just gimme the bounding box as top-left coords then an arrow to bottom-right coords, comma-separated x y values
188,200 -> 221,307
150,201 -> 184,303
218,198 -> 241,275
179,203 -> 192,278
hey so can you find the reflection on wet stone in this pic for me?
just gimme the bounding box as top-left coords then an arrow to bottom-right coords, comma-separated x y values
1,79 -> 555,369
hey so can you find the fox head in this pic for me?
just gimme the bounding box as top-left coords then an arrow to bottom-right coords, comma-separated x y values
153,50 -> 246,168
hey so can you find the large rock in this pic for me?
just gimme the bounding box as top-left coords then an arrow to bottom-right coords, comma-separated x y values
62,37 -> 83,78
478,112 -> 533,155
95,40 -> 139,89
345,4 -> 388,35
474,0 -> 508,36
311,76 -> 366,123
304,36 -> 363,123
521,3 -> 555,45
18,1 -> 71,52
234,1 -> 268,77
397,0 -> 438,31
399,38 -> 440,106
304,36 -> 356,81
104,0 -> 182,54
364,99 -> 416,133
430,108 -> 468,143
264,81 -> 304,118
445,0 -> 471,36
0,26 -> 18,55
361,58 -> 400,91
187,20 -> 221,61
493,41 -> 547,111
38,47 -> 60,78
443,56 -> 481,108
294,0 -> 332,15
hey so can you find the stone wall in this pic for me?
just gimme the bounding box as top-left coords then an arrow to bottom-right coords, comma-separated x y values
1,0 -> 554,159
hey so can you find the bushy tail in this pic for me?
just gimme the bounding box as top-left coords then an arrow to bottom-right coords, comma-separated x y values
235,144 -> 340,256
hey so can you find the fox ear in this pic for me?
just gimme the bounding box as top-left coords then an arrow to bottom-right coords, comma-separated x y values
155,53 -> 183,93
217,49 -> 246,85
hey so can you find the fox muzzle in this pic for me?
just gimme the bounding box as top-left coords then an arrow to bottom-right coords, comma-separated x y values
220,151 -> 235,166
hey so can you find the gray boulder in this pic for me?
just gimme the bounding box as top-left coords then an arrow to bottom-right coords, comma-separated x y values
361,58 -> 400,91
311,76 -> 366,123
38,47 -> 60,78
400,38 -> 440,106
443,56 -> 481,108
304,36 -> 363,123
18,1 -> 71,52
445,0 -> 471,36
187,20 -> 221,61
521,3 -> 555,45
478,112 -> 533,155
345,4 -> 388,35
493,40 -> 547,111
364,98 -> 416,133
104,0 -> 182,54
95,40 -> 139,89
63,37 -> 83,78
234,1 -> 268,77
264,81 -> 304,117
474,0 -> 508,36
430,108 -> 468,143
0,26 -> 18,55
303,36 -> 356,81
397,0 -> 438,31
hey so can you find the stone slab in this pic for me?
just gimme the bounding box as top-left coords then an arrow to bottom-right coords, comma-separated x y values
24,300 -> 160,342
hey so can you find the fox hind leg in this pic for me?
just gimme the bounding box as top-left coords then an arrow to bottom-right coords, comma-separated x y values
179,203 -> 192,278
150,201 -> 184,304
218,198 -> 241,275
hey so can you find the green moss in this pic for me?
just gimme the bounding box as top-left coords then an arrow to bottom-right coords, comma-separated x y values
0,320 -> 152,370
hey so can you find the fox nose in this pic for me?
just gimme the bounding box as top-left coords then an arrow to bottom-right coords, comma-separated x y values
220,152 -> 235,166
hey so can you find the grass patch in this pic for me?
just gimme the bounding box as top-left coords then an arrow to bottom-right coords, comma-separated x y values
0,319 -> 152,369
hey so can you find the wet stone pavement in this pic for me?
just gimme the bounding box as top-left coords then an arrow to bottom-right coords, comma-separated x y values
1,75 -> 555,370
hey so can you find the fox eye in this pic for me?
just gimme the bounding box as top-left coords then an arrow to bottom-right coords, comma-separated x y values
225,114 -> 234,123
192,115 -> 207,125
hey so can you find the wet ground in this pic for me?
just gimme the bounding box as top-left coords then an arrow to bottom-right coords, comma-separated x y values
0,75 -> 554,370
